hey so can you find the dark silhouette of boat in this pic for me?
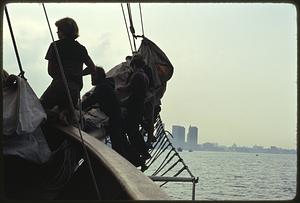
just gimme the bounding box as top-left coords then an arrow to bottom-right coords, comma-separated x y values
3,121 -> 170,200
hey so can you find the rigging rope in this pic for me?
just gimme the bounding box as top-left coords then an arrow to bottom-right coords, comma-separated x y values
138,3 -> 145,36
126,3 -> 137,52
4,6 -> 26,80
41,3 -> 101,199
121,3 -> 145,54
120,3 -> 133,53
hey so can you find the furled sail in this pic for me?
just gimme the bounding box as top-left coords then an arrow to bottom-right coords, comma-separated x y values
3,75 -> 51,164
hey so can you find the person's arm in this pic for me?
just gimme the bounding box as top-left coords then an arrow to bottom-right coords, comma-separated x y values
48,60 -> 57,78
45,43 -> 57,78
81,86 -> 98,110
84,54 -> 97,85
84,56 -> 96,75
82,66 -> 91,76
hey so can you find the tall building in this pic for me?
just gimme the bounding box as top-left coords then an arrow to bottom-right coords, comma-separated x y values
171,125 -> 185,147
187,126 -> 198,148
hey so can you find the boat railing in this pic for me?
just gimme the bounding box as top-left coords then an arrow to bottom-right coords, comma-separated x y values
52,124 -> 171,200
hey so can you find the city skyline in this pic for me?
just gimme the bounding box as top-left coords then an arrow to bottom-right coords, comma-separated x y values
170,124 -> 296,150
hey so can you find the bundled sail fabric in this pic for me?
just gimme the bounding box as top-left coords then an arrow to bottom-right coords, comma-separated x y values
106,37 -> 174,105
106,59 -> 133,102
137,37 -> 173,110
79,98 -> 109,140
3,76 -> 51,164
3,77 -> 47,134
138,37 -> 174,88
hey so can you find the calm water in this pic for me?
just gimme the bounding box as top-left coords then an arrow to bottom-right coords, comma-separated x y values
145,151 -> 297,200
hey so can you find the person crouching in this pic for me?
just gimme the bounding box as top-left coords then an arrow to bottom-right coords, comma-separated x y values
82,66 -> 127,157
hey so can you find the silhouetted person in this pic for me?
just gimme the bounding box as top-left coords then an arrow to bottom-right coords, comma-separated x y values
40,17 -> 96,124
82,66 -> 127,157
123,54 -> 151,163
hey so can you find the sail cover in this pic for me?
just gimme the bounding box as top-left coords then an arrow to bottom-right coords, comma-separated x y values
3,77 -> 47,135
137,37 -> 174,88
3,76 -> 51,164
106,37 -> 174,104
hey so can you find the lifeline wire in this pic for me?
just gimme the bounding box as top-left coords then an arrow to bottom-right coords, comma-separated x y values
41,3 -> 101,199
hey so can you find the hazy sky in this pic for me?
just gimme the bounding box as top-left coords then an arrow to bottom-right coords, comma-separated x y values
2,3 -> 297,149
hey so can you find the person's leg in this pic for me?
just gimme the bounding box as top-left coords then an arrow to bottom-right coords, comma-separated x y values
107,118 -> 128,157
40,81 -> 63,110
126,120 -> 150,159
65,82 -> 80,124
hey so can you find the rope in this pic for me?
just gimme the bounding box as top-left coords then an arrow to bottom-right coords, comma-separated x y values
126,3 -> 137,52
148,129 -> 164,153
146,137 -> 168,165
160,158 -> 182,177
151,150 -> 176,176
120,3 -> 133,53
148,142 -> 170,166
138,3 -> 145,36
41,3 -> 101,199
4,6 -> 26,80
43,141 -> 78,191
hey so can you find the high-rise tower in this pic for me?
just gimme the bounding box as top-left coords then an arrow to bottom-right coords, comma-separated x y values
187,126 -> 198,148
171,125 -> 185,148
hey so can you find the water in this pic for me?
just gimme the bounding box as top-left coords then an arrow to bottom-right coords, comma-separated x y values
145,151 -> 297,200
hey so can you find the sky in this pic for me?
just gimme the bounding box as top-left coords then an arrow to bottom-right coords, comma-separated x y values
2,2 -> 297,149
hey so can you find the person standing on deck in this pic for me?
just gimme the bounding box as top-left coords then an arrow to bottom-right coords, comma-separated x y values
40,17 -> 96,124
123,54 -> 152,163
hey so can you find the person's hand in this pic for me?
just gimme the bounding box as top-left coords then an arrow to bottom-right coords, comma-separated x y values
82,66 -> 91,76
91,73 -> 97,86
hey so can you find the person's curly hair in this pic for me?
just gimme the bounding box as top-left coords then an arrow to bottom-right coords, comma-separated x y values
55,17 -> 79,39
95,66 -> 106,81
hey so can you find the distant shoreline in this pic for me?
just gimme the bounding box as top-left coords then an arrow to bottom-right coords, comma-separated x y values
171,141 -> 297,155
177,148 -> 297,155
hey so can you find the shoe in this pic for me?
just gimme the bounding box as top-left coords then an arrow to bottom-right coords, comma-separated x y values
145,142 -> 153,149
141,152 -> 151,161
147,135 -> 157,143
141,163 -> 148,172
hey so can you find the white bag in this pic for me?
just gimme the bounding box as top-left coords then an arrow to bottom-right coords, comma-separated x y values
3,77 -> 47,135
